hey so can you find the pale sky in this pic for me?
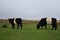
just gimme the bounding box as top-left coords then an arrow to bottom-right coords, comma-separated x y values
0,0 -> 60,20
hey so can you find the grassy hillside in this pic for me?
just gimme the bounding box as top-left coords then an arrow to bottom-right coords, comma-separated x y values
0,19 -> 60,40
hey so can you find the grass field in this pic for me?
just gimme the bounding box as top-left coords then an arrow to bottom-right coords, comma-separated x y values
0,23 -> 60,40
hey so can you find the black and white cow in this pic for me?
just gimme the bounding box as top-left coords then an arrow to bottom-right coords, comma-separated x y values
36,18 -> 57,30
8,18 -> 22,29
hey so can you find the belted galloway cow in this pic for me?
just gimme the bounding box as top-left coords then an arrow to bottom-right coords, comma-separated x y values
8,18 -> 22,29
36,18 -> 57,30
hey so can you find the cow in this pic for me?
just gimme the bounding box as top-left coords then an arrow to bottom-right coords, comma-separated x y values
8,18 -> 22,29
36,18 -> 57,30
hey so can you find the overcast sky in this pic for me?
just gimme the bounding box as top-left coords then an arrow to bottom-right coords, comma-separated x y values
0,0 -> 60,20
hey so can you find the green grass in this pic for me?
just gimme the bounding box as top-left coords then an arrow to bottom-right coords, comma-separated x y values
0,23 -> 60,40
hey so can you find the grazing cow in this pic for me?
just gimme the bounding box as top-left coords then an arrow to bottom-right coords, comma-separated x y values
8,18 -> 22,29
36,18 -> 57,30
37,18 -> 47,29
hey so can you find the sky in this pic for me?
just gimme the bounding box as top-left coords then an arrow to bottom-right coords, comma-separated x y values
0,0 -> 60,20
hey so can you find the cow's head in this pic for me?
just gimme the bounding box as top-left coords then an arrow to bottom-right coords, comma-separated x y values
36,24 -> 40,29
8,18 -> 14,24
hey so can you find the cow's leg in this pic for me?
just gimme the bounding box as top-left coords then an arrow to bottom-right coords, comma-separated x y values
51,25 -> 54,30
11,24 -> 15,29
17,24 -> 19,29
51,25 -> 57,30
41,26 -> 43,29
20,23 -> 23,29
55,26 -> 57,30
54,25 -> 57,30
45,25 -> 47,29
